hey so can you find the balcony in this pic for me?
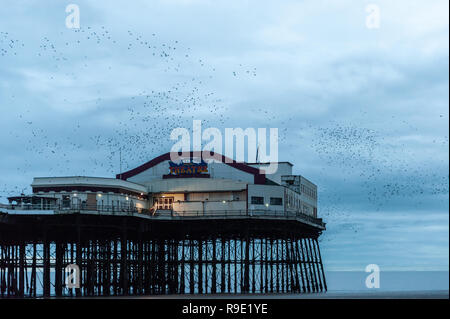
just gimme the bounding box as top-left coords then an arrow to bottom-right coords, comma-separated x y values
0,203 -> 326,229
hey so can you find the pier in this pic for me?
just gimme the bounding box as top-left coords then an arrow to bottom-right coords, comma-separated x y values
0,151 -> 327,297
0,206 -> 326,297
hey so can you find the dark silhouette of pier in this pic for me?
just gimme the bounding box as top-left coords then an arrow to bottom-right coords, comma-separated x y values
0,208 -> 326,297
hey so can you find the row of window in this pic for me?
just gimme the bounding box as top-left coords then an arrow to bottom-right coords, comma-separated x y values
250,196 -> 283,206
154,197 -> 173,210
60,195 -> 133,208
300,184 -> 317,199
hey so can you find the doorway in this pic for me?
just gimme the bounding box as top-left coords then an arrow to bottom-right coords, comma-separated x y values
154,197 -> 173,210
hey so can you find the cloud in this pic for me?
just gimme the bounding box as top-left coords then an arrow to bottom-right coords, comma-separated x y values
0,0 -> 448,270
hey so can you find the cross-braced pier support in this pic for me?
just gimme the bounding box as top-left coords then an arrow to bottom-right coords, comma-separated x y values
0,214 -> 326,297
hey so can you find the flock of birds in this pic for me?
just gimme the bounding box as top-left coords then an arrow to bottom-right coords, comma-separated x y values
0,25 -> 257,192
0,25 -> 448,243
307,119 -> 448,240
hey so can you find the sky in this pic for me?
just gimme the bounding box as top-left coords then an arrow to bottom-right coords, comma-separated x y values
0,0 -> 448,272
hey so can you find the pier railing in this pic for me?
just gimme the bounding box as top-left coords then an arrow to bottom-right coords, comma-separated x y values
0,203 -> 325,228
152,209 -> 325,227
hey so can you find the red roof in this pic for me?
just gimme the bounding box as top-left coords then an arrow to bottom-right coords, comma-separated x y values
116,151 -> 266,184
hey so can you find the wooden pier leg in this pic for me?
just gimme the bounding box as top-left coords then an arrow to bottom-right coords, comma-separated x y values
5,244 -> 10,296
294,239 -> 306,293
104,240 -> 111,296
212,239 -> 217,294
264,238 -> 269,293
227,240 -> 231,293
303,238 -> 315,292
301,238 -> 312,292
174,240 -> 179,294
85,241 -> 92,296
76,220 -> 82,297
220,238 -> 225,293
198,239 -> 203,294
138,232 -> 144,295
158,240 -> 166,294
3,244 -> 11,297
305,238 -> 319,292
55,241 -> 63,297
69,243 -> 74,296
298,239 -> 311,292
120,226 -> 128,295
260,239 -> 264,293
289,238 -> 300,293
204,240 -> 208,294
180,240 -> 185,294
0,244 -> 3,297
43,239 -> 51,297
314,238 -> 327,292
94,240 -> 99,295
270,238 -> 274,293
280,239 -> 285,293
242,236 -> 250,293
275,238 -> 280,293
189,239 -> 194,294
19,241 -> 25,297
113,239 -> 118,295
0,244 -> 4,297
31,243 -> 37,297
309,238 -> 323,292
252,238 -> 256,293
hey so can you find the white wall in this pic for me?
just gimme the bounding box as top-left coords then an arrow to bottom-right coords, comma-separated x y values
127,160 -> 255,185
144,178 -> 248,193
32,176 -> 147,193
285,187 -> 315,217
247,162 -> 293,184
247,184 -> 285,211
172,200 -> 246,214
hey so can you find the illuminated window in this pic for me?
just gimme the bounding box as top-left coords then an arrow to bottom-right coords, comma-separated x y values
155,197 -> 173,210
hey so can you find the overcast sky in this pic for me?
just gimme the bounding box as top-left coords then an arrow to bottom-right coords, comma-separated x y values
0,0 -> 448,271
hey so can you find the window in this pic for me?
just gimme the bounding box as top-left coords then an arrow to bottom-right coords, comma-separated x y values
62,195 -> 70,208
251,196 -> 264,205
270,197 -> 282,205
154,197 -> 173,210
303,205 -> 310,215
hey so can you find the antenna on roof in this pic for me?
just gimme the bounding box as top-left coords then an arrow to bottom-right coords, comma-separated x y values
256,144 -> 260,163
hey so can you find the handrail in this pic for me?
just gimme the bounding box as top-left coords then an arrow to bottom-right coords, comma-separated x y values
0,203 -> 325,228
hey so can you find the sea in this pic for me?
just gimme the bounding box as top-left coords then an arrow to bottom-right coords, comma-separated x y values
1,270 -> 447,299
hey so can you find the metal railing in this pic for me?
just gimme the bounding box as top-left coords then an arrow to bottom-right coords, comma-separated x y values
0,203 -> 58,210
0,203 -> 325,228
151,209 -> 325,227
0,203 -> 143,213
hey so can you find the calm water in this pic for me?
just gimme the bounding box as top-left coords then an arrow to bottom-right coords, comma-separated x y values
325,271 -> 449,292
2,270 -> 448,298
